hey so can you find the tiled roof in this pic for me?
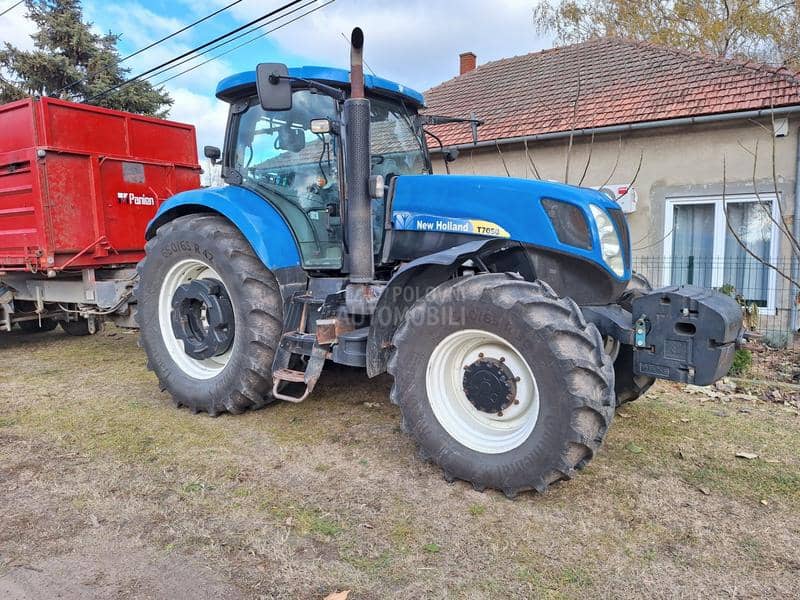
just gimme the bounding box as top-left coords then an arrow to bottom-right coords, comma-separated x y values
423,37 -> 800,146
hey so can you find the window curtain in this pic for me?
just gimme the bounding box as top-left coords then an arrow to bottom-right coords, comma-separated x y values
723,202 -> 771,306
671,204 -> 714,287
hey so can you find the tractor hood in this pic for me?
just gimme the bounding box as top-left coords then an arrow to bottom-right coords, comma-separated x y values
389,175 -> 630,281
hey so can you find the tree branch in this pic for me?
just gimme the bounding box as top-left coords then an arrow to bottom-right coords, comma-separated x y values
600,136 -> 623,189
524,138 -> 542,180
722,154 -> 800,290
577,131 -> 595,187
495,141 -> 511,177
564,65 -> 581,184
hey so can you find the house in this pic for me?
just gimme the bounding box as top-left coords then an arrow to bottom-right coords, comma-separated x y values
423,38 -> 800,335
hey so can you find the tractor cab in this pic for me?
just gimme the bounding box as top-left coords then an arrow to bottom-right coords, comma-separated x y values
213,66 -> 429,271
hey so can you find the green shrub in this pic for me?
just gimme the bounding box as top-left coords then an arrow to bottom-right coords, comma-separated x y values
729,349 -> 752,377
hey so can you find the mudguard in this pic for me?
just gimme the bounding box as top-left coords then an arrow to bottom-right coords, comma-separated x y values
145,186 -> 301,271
366,238 -> 518,377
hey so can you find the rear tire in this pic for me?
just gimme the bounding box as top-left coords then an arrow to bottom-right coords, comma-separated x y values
388,273 -> 615,497
18,318 -> 58,333
60,318 -> 103,336
614,271 -> 655,406
135,214 -> 283,416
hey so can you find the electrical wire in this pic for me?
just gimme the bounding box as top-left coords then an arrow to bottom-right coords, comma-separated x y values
89,0 -> 304,101
53,0 -> 245,97
0,0 -> 23,18
142,0 -> 324,86
150,0 -> 335,88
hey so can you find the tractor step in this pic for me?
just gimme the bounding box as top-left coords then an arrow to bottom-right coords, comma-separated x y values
273,368 -> 305,383
271,343 -> 327,403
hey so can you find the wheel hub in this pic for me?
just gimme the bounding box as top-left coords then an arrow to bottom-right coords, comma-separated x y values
462,356 -> 518,415
170,278 -> 235,360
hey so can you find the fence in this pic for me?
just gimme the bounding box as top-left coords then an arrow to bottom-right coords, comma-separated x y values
632,257 -> 800,377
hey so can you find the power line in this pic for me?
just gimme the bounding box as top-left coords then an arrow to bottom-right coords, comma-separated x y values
89,0 -> 304,102
54,0 -> 245,97
142,0 -> 321,86
120,0 -> 245,65
0,0 -> 24,18
151,0 -> 335,88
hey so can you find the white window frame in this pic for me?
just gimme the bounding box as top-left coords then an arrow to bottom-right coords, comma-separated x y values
663,193 -> 780,315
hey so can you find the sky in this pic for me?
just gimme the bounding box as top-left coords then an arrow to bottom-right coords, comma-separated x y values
0,0 -> 551,154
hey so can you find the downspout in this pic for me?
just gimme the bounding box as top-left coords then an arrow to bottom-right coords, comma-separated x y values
791,124 -> 800,332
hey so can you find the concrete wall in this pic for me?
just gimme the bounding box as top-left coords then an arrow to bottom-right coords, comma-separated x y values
435,115 -> 799,263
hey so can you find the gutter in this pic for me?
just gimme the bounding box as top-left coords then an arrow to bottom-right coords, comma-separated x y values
433,105 -> 800,152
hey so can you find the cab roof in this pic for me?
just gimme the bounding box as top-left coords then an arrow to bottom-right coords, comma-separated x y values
215,65 -> 425,108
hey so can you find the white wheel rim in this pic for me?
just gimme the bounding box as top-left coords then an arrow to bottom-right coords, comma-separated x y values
158,258 -> 233,380
426,329 -> 539,454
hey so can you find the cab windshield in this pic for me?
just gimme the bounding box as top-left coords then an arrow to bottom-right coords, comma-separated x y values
231,89 -> 427,269
368,97 -> 429,179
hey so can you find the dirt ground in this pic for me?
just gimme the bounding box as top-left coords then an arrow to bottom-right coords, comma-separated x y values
1,327 -> 799,599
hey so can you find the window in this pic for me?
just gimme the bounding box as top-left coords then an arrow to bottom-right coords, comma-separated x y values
230,92 -> 429,269
232,91 -> 343,269
664,194 -> 779,311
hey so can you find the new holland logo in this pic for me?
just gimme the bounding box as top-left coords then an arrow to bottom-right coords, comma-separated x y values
392,211 -> 510,238
116,191 -> 156,206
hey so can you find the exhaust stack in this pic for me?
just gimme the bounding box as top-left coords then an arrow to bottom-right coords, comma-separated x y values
344,27 -> 373,284
350,27 -> 365,99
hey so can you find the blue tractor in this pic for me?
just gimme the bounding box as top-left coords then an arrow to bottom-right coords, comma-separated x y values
136,29 -> 743,496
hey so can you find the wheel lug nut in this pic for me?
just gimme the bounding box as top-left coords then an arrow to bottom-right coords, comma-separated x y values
515,376 -> 521,382
499,356 -> 505,362
514,399 -> 520,405
497,411 -> 503,417
478,352 -> 484,358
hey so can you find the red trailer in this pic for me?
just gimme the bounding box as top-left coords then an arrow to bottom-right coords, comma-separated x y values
0,96 -> 201,334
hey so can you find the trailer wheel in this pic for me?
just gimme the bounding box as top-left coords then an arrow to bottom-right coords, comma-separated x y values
388,273 -> 615,497
60,318 -> 103,336
18,318 -> 58,333
135,214 -> 282,415
614,271 -> 655,405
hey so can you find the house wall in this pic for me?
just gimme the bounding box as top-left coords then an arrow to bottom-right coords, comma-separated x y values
433,115 -> 799,333
434,115 -> 799,263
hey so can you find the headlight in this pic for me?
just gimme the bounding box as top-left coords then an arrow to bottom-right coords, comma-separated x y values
590,204 -> 624,277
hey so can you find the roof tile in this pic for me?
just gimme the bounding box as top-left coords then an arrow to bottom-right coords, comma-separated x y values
423,38 -> 800,145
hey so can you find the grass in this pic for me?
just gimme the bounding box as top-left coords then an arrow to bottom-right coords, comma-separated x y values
1,328 -> 799,598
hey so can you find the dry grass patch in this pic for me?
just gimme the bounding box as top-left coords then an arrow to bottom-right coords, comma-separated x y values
1,328 -> 799,598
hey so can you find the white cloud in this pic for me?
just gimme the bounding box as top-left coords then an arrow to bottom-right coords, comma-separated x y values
229,0 -> 551,91
0,3 -> 36,51
167,86 -> 229,151
2,0 -> 552,167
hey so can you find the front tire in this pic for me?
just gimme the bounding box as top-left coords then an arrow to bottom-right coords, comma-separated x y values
388,273 -> 615,497
136,214 -> 283,415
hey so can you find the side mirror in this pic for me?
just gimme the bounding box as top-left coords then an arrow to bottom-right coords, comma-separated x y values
277,126 -> 305,153
310,118 -> 332,134
204,145 -> 221,164
444,148 -> 459,163
256,63 -> 292,111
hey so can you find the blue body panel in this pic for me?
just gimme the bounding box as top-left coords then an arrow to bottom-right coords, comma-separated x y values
390,175 -> 630,280
146,186 -> 301,270
215,66 -> 425,107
